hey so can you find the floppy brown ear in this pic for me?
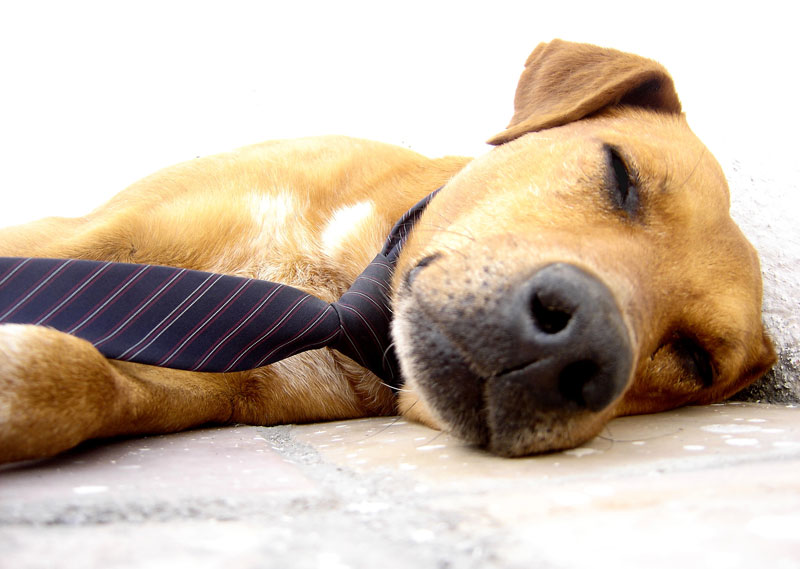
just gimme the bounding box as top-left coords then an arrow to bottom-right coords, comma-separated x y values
488,39 -> 682,145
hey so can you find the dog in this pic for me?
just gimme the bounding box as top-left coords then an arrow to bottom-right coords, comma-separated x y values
0,40 -> 775,463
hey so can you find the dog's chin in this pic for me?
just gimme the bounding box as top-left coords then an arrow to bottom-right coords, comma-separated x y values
398,362 -> 610,458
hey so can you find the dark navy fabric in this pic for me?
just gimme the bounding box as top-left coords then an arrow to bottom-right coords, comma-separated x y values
0,190 -> 438,387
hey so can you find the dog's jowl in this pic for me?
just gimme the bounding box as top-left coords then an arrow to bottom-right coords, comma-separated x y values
0,40 -> 775,463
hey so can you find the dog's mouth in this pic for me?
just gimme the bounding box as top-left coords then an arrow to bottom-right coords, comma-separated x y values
392,258 -> 635,456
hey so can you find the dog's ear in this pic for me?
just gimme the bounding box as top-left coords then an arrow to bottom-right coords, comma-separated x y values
488,39 -> 682,145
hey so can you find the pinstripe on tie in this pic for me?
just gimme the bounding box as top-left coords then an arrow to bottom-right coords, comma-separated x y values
0,191 -> 438,388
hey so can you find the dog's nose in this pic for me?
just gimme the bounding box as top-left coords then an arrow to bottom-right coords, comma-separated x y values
499,263 -> 633,412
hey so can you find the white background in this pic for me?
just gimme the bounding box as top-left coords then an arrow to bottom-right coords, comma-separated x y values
0,0 -> 796,227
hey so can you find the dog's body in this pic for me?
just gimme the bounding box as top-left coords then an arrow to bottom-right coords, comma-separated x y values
0,41 -> 775,463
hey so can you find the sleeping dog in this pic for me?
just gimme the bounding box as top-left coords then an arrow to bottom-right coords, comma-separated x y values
0,40 -> 775,462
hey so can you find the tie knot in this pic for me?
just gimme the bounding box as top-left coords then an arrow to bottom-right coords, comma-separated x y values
327,189 -> 440,386
330,252 -> 400,386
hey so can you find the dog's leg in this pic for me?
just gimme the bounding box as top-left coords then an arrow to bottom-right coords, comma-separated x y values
0,324 -> 235,463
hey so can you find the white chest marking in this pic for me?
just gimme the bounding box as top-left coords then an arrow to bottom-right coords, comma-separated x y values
322,201 -> 375,256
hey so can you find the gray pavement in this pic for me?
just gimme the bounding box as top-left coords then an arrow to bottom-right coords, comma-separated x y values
2,402 -> 799,568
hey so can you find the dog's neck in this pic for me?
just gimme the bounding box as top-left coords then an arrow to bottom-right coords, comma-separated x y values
0,189 -> 440,388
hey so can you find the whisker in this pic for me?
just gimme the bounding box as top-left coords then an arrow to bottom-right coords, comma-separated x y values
379,382 -> 414,393
376,379 -> 412,393
418,429 -> 446,448
679,147 -> 707,189
411,224 -> 476,245
381,341 -> 397,363
365,415 -> 405,437
430,243 -> 468,262
429,210 -> 476,242
596,427 -> 683,443
402,397 -> 419,413
376,340 -> 414,393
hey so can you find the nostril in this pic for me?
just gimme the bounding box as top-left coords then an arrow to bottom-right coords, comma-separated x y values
530,293 -> 572,334
558,360 -> 601,408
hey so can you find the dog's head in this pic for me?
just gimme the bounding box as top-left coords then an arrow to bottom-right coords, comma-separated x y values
391,40 -> 776,456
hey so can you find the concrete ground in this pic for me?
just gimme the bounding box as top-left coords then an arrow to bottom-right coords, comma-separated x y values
2,402 -> 799,569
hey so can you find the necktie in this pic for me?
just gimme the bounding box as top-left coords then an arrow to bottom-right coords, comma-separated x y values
0,190 -> 438,388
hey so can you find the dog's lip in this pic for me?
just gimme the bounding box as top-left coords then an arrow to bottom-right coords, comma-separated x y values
494,357 -> 544,378
397,304 -> 491,446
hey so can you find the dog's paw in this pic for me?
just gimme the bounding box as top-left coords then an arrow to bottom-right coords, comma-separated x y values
0,324 -> 118,464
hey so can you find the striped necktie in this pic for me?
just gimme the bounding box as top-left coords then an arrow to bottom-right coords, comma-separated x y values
0,191 -> 438,388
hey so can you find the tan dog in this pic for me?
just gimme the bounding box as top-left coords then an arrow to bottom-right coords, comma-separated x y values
0,40 -> 775,463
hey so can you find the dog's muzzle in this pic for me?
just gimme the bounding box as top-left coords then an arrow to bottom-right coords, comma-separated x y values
397,260 -> 634,455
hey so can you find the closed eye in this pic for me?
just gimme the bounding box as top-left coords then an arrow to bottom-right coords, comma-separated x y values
605,145 -> 640,217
